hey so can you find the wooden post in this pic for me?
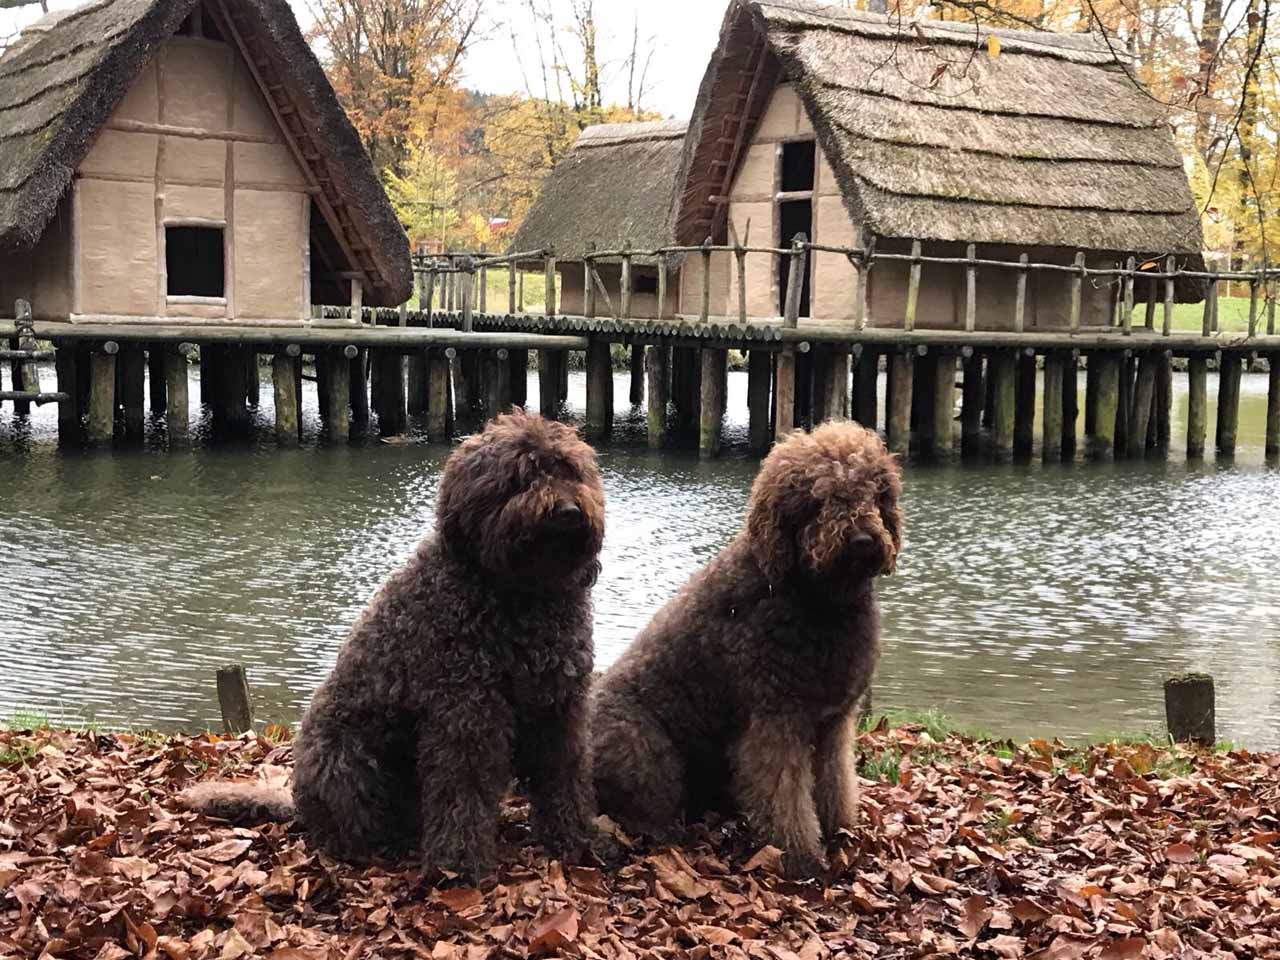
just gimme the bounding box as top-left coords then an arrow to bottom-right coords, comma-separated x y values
559,349 -> 569,405
657,254 -> 668,319
88,344 -> 117,444
244,351 -> 260,408
459,260 -> 474,333
1163,674 -> 1215,746
162,344 -> 190,445
584,244 -> 596,320
1116,354 -> 1133,455
1091,353 -> 1120,461
927,351 -> 954,458
509,349 -> 528,409
485,349 -> 512,417
990,350 -> 1016,461
1248,277 -> 1260,338
1266,353 -> 1280,461
1216,353 -> 1242,458
965,243 -> 977,332
621,248 -> 633,321
855,237 -> 874,331
1085,356 -> 1099,436
783,235 -> 807,328
1162,256 -> 1175,337
646,344 -> 669,450
584,340 -> 613,441
216,664 -> 253,735
508,261 -> 517,315
961,350 -> 983,458
271,351 -> 298,446
373,349 -> 405,437
629,345 -> 645,406
1069,251 -> 1085,333
1121,256 -> 1135,335
853,348 -> 878,429
700,237 -> 713,322
427,349 -> 452,442
887,351 -> 913,456
1155,351 -> 1172,452
120,343 -> 145,443
349,349 -> 369,435
775,348 -> 797,439
1042,351 -> 1064,462
148,346 -> 167,416
1203,277 -> 1217,336
699,348 -> 728,458
1187,355 -> 1207,460
408,347 -> 428,415
544,251 -> 557,316
1013,253 -> 1028,334
905,239 -> 922,331
1129,353 -> 1158,459
747,349 -> 772,454
538,349 -> 563,420
327,347 -> 350,441
824,348 -> 851,423
55,343 -> 80,444
1014,351 -> 1035,459
1061,353 -> 1079,459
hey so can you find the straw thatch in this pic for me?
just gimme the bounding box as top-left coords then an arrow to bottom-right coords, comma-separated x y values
674,0 -> 1204,258
512,120 -> 687,262
0,0 -> 412,306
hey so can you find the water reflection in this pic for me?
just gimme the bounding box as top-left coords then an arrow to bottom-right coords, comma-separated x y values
1,365 -> 1277,747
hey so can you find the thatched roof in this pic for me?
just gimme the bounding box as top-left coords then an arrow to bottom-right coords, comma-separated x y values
674,0 -> 1204,259
512,119 -> 687,263
0,0 -> 412,306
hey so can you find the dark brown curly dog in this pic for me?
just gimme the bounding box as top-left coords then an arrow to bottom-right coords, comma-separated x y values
185,410 -> 605,878
591,421 -> 901,877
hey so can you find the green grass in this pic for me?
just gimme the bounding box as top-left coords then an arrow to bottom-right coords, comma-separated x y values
1157,296 -> 1263,334
3,709 -> 51,732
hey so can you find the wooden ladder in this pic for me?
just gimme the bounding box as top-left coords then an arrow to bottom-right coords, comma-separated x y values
2,300 -> 68,406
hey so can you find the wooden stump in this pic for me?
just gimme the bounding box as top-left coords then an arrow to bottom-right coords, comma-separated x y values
1187,355 -> 1207,460
1155,352 -> 1172,453
271,352 -> 298,447
1084,357 -> 1099,437
1163,674 -> 1215,746
629,345 -> 645,406
509,349 -> 528,409
119,343 -> 146,443
1128,353 -> 1158,459
349,349 -> 369,436
1267,353 -> 1280,461
990,350 -> 1016,461
747,350 -> 772,454
537,349 -> 563,421
1216,354 -> 1242,458
427,349 -> 452,442
961,352 -> 984,458
886,352 -> 913,456
584,340 -> 614,441
148,346 -> 167,416
216,664 -> 254,735
646,345 -> 669,450
924,352 -> 955,459
1116,355 -> 1134,457
853,348 -> 878,429
775,347 -> 797,440
824,348 -> 851,424
1062,355 -> 1079,459
327,347 -> 351,442
1090,353 -> 1120,461
88,349 -> 116,444
54,344 -> 81,445
166,346 -> 190,445
699,348 -> 728,458
1042,352 -> 1064,462
1014,352 -> 1036,460
407,349 -> 428,415
485,349 -> 512,418
373,349 -> 406,437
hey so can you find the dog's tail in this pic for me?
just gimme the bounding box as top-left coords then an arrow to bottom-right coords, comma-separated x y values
180,782 -> 294,824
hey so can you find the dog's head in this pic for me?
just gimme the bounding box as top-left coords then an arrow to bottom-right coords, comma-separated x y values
436,409 -> 605,587
745,421 -> 902,585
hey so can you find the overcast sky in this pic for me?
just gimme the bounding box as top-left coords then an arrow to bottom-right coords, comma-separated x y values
0,0 -> 728,118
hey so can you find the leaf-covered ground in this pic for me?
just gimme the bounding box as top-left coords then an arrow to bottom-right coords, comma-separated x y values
3,723 -> 1280,959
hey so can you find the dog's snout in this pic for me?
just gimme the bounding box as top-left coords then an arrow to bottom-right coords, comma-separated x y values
847,531 -> 874,549
548,501 -> 584,529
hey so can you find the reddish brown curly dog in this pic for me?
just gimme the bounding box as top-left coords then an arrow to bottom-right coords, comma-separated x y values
185,410 -> 605,877
591,421 -> 901,878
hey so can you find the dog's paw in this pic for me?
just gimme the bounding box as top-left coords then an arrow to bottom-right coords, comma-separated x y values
782,849 -> 829,882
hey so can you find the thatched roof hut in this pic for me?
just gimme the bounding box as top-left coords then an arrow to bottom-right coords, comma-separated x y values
674,0 -> 1203,260
513,120 -> 687,263
0,0 -> 411,317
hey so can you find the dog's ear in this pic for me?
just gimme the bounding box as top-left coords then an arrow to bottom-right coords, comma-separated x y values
874,461 -> 903,575
745,467 -> 797,583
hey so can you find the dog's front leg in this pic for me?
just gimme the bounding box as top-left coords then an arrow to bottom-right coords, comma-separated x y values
518,692 -> 594,859
416,697 -> 514,880
731,713 -> 824,878
815,709 -> 860,839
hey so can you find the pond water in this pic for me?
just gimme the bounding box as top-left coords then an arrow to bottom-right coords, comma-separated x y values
1,364 -> 1278,747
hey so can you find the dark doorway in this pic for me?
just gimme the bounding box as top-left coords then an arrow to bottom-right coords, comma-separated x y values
778,199 -> 812,317
166,226 -> 225,298
781,140 -> 816,192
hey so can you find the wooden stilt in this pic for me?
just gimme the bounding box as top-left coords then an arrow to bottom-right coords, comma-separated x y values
427,349 -> 452,442
909,352 -> 928,436
199,346 -> 210,408
451,350 -> 475,420
1062,354 -> 1079,459
927,351 -> 955,458
584,340 -> 614,441
673,347 -> 701,439
886,351 -> 913,456
1042,351 -> 1064,463
982,357 -> 996,429
407,349 -> 428,415
990,350 -> 1016,461
1187,356 -> 1207,460
629,345 -> 645,406
7,335 -> 29,417
75,344 -> 91,421
699,348 -> 728,458
1085,357 -> 1099,437
824,348 -> 850,423
1216,353 -> 1242,459
164,345 -> 190,445
491,348 -> 512,417
327,347 -> 350,441
747,349 -> 772,454
1116,355 -> 1134,456
961,351 -> 984,458
1266,354 -> 1280,461
795,349 -> 814,428
1014,352 -> 1036,459
148,346 -> 167,416
1090,354 -> 1120,461
55,344 -> 81,444
853,348 -> 878,429
1128,353 -> 1158,459
538,349 -> 563,421
244,351 -> 260,408
376,350 -> 406,437
509,349 -> 528,409
120,343 -> 145,443
349,349 -> 369,435
1155,352 -> 1172,453
558,350 -> 569,405
646,344 -> 669,450
775,347 -> 797,440
272,352 -> 298,447
810,346 -> 831,425
315,351 -> 332,429
88,348 -> 116,444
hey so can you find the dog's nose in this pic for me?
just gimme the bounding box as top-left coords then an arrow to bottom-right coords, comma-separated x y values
548,502 -> 584,529
847,532 -> 874,549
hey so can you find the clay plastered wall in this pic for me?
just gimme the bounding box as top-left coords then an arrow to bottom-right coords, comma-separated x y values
75,36 -> 310,320
722,82 -> 861,323
0,194 -> 73,321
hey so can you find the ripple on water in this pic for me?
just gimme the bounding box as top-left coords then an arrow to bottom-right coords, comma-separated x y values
1,367 -> 1279,745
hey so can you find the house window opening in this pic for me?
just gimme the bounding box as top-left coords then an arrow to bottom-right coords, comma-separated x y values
167,226 -> 225,298
634,272 -> 659,295
781,140 -> 816,193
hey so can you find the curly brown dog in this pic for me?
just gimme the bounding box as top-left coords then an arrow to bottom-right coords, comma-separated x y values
591,421 -> 901,878
185,410 -> 605,877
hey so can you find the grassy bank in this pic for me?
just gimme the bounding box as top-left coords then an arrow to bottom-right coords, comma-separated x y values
3,712 -> 1275,958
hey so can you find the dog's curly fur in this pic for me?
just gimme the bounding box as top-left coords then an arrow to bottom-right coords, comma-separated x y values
185,410 -> 605,877
591,421 -> 902,877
